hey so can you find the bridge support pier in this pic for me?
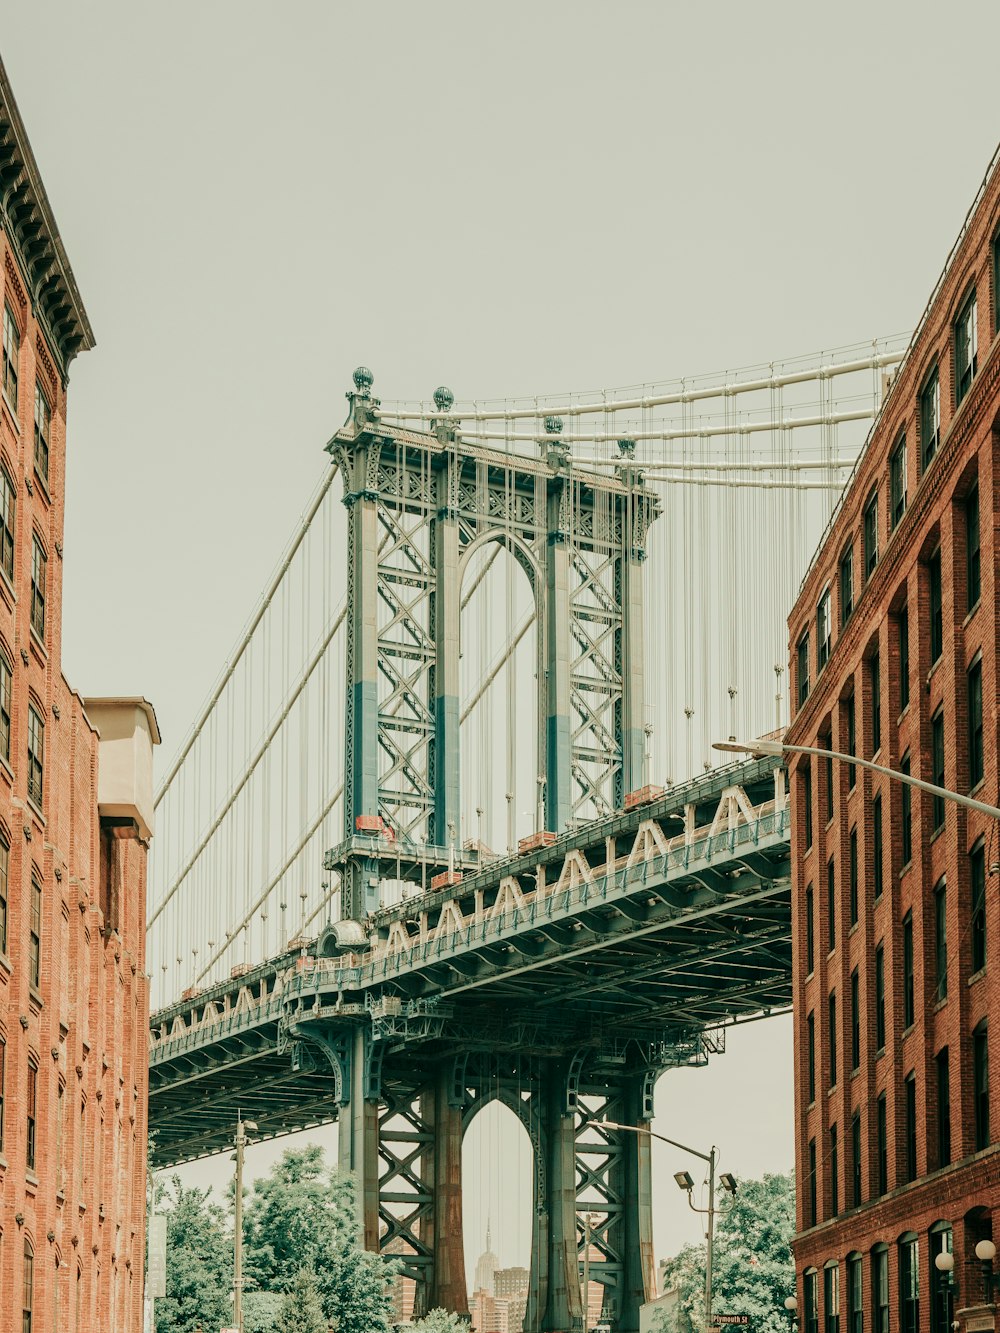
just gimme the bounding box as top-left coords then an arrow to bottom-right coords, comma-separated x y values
537,1063 -> 585,1332
338,1029 -> 380,1251
419,1065 -> 469,1318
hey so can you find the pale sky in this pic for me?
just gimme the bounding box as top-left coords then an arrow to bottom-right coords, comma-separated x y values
4,0 -> 999,1284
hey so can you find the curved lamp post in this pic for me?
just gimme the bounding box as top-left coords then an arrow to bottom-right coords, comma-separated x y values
713,738 -> 1000,821
601,1120 -> 735,1331
783,1293 -> 798,1330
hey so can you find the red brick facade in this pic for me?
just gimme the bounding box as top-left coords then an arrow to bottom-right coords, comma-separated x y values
787,145 -> 1000,1331
0,60 -> 157,1332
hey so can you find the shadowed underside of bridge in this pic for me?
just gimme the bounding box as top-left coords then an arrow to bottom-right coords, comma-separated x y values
149,757 -> 791,1332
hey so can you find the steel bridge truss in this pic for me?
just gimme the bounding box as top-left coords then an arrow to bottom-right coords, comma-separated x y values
328,379 -> 658,919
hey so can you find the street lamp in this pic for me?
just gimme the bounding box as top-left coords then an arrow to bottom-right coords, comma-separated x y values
713,738 -> 1000,822
783,1294 -> 798,1331
975,1238 -> 999,1303
231,1113 -> 258,1333
601,1120 -> 734,1331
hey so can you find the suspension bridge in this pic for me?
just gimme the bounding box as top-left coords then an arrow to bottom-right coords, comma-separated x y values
146,337 -> 907,1331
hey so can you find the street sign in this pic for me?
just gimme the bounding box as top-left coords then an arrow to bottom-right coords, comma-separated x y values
711,1318 -> 750,1328
147,1215 -> 166,1299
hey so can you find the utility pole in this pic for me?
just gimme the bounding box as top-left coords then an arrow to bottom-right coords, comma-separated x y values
233,1113 -> 257,1333
705,1146 -> 716,1331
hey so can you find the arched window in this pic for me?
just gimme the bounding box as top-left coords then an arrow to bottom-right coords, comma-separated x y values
28,871 -> 41,989
871,1243 -> 889,1333
25,1057 -> 38,1172
898,1231 -> 919,1333
22,1237 -> 34,1333
803,1267 -> 819,1333
929,1223 -> 953,1333
824,1260 -> 840,1333
846,1253 -> 863,1333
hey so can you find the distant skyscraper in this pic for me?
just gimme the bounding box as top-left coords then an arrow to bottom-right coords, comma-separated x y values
473,1221 -> 500,1296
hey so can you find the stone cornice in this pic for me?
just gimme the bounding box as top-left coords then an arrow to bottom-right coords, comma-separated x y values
788,334 -> 1000,744
0,55 -> 94,376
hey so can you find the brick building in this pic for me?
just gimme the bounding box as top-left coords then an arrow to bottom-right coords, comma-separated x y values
0,55 -> 159,1332
788,144 -> 1000,1331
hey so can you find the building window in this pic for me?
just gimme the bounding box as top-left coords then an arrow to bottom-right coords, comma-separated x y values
898,603 -> 909,710
0,1031 -> 5,1152
806,883 -> 815,974
967,482 -> 981,609
30,537 -> 46,641
890,433 -> 907,529
851,1111 -> 862,1207
817,588 -> 831,670
872,1245 -> 889,1333
903,910 -> 914,1030
955,288 -> 978,405
825,1261 -> 841,1333
29,872 -> 41,990
870,652 -> 881,754
27,706 -> 43,809
873,794 -> 884,899
995,229 -> 1000,334
930,1227 -> 954,1333
0,832 -> 6,957
849,827 -> 858,926
929,549 -> 943,664
875,943 -> 886,1052
805,1269 -> 819,1333
827,859 -> 836,954
850,968 -> 860,1072
808,1139 -> 817,1227
876,1093 -> 888,1194
829,990 -> 838,1088
847,1254 -> 863,1333
0,465 -> 14,585
807,1011 -> 816,1103
931,708 -> 946,832
863,490 -> 878,580
840,547 -> 854,625
803,763 -> 813,850
969,656 -> 983,788
934,878 -> 947,1000
829,1125 -> 839,1219
904,1071 -> 917,1181
22,1238 -> 33,1333
936,1047 -> 951,1169
971,840 -> 987,974
0,650 -> 10,767
900,753 -> 912,866
825,748 -> 834,823
920,367 -> 940,470
797,633 -> 810,707
974,1020 -> 990,1151
2,304 -> 18,408
845,695 -> 856,789
33,382 -> 49,486
26,1058 -> 37,1171
899,1233 -> 919,1333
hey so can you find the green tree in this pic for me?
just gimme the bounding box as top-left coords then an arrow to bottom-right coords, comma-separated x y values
653,1171 -> 795,1333
155,1176 -> 233,1333
244,1290 -> 284,1333
410,1310 -> 472,1332
243,1144 -> 395,1333
278,1269 -> 328,1333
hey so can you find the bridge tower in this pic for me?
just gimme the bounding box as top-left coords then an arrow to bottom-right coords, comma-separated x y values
326,368 -> 659,922
322,369 -> 662,1331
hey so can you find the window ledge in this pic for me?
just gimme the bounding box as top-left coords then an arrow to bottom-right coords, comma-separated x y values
970,777 -> 987,798
0,390 -> 20,435
26,795 -> 45,827
968,967 -> 987,987
929,824 -> 945,845
902,1023 -> 915,1040
897,704 -> 910,725
934,995 -> 949,1012
0,754 -> 13,789
875,1046 -> 886,1061
32,467 -> 50,506
964,600 -> 981,628
0,950 -> 10,979
29,985 -> 43,1012
849,921 -> 859,937
25,1171 -> 38,1193
899,859 -> 912,878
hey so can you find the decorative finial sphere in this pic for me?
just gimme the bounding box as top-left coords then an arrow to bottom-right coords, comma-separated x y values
353,366 -> 374,393
544,415 -> 564,435
433,385 -> 455,412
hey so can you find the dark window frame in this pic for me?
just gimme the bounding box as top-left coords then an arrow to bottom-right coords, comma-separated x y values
890,432 -> 907,529
969,655 -> 984,789
967,481 -> 981,610
26,1057 -> 37,1171
974,1020 -> 990,1151
30,535 -> 46,641
850,1111 -> 862,1208
920,365 -> 940,471
847,1254 -> 863,1333
798,632 -> 811,707
875,943 -> 886,1052
850,968 -> 860,1072
849,826 -> 858,926
840,545 -> 854,626
900,752 -> 912,866
929,548 -> 943,664
27,704 -> 43,811
934,877 -> 947,1001
825,1260 -> 841,1333
873,793 -> 884,899
936,1046 -> 951,1169
2,302 -> 19,409
863,490 -> 879,580
872,1244 -> 889,1333
903,909 -> 914,1030
29,871 -> 41,991
0,464 -> 15,584
870,651 -> 881,754
817,586 -> 832,670
805,1268 -> 820,1333
829,1125 -> 839,1222
827,858 -> 836,954
876,1092 -> 888,1194
807,1010 -> 816,1104
33,380 -> 49,486
898,604 -> 910,711
808,1138 -> 818,1227
931,708 -> 946,831
803,762 -> 813,850
899,1232 -> 919,1333
23,1236 -> 33,1333
904,1070 -> 917,1182
971,840 -> 987,975
806,883 -> 815,975
829,989 -> 838,1088
955,286 -> 978,405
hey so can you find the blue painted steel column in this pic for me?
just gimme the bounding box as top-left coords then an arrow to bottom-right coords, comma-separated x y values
545,478 -> 572,832
539,1064 -> 583,1332
615,1076 -> 656,1332
433,453 -> 461,849
337,1028 -> 380,1252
